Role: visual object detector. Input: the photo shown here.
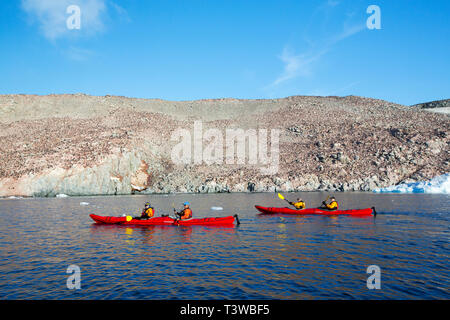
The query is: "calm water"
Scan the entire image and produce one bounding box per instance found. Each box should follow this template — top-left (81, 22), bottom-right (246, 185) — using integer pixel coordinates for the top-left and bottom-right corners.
top-left (0, 192), bottom-right (448, 299)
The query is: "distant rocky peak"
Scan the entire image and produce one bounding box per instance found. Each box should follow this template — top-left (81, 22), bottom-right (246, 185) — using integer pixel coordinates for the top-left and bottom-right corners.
top-left (412, 99), bottom-right (450, 109)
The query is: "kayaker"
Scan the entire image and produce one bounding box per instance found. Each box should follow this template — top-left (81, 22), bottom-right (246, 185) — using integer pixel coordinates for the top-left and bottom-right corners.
top-left (320, 197), bottom-right (338, 211)
top-left (135, 202), bottom-right (154, 220)
top-left (289, 198), bottom-right (305, 210)
top-left (174, 202), bottom-right (193, 220)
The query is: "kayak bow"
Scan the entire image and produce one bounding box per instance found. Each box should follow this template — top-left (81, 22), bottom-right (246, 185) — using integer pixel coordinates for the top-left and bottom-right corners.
top-left (255, 205), bottom-right (375, 216)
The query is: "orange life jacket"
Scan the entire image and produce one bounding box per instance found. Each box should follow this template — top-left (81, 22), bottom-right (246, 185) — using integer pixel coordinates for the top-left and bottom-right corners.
top-left (180, 208), bottom-right (192, 220)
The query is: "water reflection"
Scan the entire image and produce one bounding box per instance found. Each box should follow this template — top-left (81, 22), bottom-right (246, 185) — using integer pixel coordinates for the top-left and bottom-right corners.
top-left (0, 192), bottom-right (448, 299)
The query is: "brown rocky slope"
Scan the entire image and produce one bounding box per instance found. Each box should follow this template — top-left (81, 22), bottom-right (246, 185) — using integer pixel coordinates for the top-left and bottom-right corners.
top-left (0, 94), bottom-right (448, 197)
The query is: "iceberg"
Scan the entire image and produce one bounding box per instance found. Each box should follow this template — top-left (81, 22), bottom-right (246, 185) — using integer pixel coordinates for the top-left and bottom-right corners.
top-left (374, 173), bottom-right (450, 194)
top-left (56, 193), bottom-right (69, 198)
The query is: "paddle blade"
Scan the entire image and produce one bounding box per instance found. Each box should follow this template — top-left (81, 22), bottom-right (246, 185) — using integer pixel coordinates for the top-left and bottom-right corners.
top-left (277, 193), bottom-right (285, 200)
top-left (126, 215), bottom-right (132, 222)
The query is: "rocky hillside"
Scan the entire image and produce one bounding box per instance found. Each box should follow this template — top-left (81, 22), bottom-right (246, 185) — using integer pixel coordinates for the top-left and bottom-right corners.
top-left (0, 94), bottom-right (448, 197)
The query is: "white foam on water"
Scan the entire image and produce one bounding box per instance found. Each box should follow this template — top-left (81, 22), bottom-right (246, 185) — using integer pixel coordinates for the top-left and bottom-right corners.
top-left (374, 173), bottom-right (450, 194)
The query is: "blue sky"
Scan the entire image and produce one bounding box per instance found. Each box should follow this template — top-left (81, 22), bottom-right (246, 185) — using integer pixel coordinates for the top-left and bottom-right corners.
top-left (0, 0), bottom-right (449, 105)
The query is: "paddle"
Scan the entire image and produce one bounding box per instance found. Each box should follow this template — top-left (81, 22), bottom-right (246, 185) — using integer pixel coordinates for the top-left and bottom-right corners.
top-left (317, 195), bottom-right (330, 209)
top-left (372, 206), bottom-right (377, 217)
top-left (320, 195), bottom-right (330, 208)
top-left (171, 202), bottom-right (179, 220)
top-left (126, 215), bottom-right (132, 222)
top-left (160, 203), bottom-right (177, 219)
top-left (277, 193), bottom-right (292, 206)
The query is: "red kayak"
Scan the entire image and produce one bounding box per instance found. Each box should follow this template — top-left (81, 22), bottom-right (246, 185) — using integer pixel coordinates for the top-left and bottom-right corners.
top-left (89, 214), bottom-right (240, 226)
top-left (255, 205), bottom-right (376, 216)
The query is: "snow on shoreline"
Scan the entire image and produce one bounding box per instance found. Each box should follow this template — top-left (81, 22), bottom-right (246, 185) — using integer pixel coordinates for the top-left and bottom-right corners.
top-left (374, 173), bottom-right (450, 194)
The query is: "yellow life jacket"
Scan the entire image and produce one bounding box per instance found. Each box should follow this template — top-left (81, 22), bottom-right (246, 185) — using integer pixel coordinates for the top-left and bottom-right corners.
top-left (292, 201), bottom-right (305, 209)
top-left (326, 201), bottom-right (338, 210)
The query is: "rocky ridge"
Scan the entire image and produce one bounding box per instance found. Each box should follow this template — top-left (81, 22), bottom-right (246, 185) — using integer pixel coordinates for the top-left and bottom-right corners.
top-left (0, 94), bottom-right (448, 197)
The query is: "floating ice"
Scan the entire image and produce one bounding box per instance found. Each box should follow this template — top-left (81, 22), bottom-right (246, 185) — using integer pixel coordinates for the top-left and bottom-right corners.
top-left (211, 206), bottom-right (223, 210)
top-left (56, 194), bottom-right (69, 198)
top-left (80, 202), bottom-right (89, 206)
top-left (374, 173), bottom-right (450, 194)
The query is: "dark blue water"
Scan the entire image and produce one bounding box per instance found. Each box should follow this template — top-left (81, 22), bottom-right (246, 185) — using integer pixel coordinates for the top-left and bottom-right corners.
top-left (0, 192), bottom-right (448, 299)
